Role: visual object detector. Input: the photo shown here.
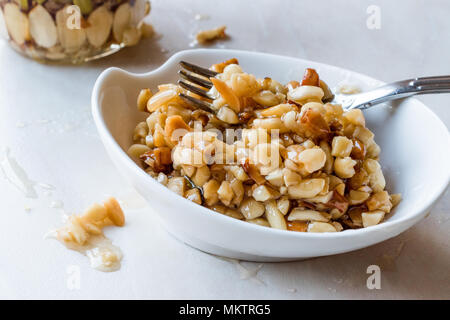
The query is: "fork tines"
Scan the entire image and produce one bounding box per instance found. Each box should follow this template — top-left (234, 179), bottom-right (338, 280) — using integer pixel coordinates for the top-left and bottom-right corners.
top-left (179, 69), bottom-right (213, 89)
top-left (179, 61), bottom-right (218, 78)
top-left (178, 61), bottom-right (219, 112)
top-left (179, 93), bottom-right (216, 113)
top-left (178, 79), bottom-right (212, 100)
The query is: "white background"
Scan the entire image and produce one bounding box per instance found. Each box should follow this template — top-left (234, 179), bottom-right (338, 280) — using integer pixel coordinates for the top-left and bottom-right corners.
top-left (0, 0), bottom-right (449, 299)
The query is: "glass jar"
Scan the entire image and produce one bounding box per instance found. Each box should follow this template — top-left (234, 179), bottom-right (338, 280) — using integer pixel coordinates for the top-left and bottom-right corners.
top-left (0, 0), bottom-right (151, 63)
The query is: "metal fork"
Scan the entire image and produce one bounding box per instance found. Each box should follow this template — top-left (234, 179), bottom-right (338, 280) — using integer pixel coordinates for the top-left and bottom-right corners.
top-left (177, 61), bottom-right (217, 113)
top-left (177, 61), bottom-right (450, 110)
top-left (334, 75), bottom-right (450, 109)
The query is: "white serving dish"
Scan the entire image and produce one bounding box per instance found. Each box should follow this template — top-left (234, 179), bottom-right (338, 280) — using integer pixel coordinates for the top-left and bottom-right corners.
top-left (92, 49), bottom-right (450, 262)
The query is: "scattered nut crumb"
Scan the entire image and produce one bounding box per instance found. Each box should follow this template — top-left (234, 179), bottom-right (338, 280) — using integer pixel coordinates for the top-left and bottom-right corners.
top-left (196, 25), bottom-right (227, 44)
top-left (140, 23), bottom-right (155, 39)
top-left (51, 197), bottom-right (125, 272)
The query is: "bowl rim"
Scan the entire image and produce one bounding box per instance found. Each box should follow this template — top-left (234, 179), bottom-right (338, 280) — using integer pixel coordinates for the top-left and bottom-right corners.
top-left (92, 48), bottom-right (450, 240)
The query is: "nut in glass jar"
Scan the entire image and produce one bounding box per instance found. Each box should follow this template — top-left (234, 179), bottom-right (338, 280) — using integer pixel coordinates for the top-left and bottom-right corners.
top-left (0, 0), bottom-right (151, 63)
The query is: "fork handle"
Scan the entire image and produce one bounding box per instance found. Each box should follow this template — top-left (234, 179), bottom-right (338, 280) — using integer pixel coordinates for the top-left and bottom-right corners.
top-left (347, 75), bottom-right (450, 109)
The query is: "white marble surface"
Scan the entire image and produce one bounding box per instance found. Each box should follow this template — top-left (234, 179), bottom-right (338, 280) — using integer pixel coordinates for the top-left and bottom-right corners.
top-left (0, 0), bottom-right (449, 299)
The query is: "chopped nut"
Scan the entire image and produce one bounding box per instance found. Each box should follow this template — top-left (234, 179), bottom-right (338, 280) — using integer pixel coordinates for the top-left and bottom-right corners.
top-left (137, 88), bottom-right (152, 112)
top-left (288, 179), bottom-right (325, 199)
top-left (265, 200), bottom-right (287, 230)
top-left (334, 157), bottom-right (357, 178)
top-left (277, 196), bottom-right (291, 215)
top-left (288, 208), bottom-right (329, 222)
top-left (331, 136), bottom-right (353, 158)
top-left (218, 181), bottom-right (234, 206)
top-left (308, 222), bottom-right (337, 233)
top-left (167, 177), bottom-right (186, 196)
top-left (287, 221), bottom-right (308, 232)
top-left (211, 58), bottom-right (239, 73)
top-left (56, 197), bottom-right (125, 246)
top-left (185, 188), bottom-right (202, 205)
top-left (247, 218), bottom-right (270, 227)
top-left (362, 210), bottom-right (385, 227)
top-left (165, 115), bottom-right (191, 144)
top-left (239, 198), bottom-right (265, 219)
top-left (196, 25), bottom-right (227, 44)
top-left (252, 184), bottom-right (275, 202)
top-left (390, 193), bottom-right (402, 207)
top-left (301, 68), bottom-right (320, 87)
top-left (211, 77), bottom-right (241, 112)
top-left (366, 191), bottom-right (392, 213)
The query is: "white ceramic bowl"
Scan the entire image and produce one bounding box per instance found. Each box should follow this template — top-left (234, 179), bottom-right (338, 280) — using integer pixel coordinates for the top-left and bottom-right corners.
top-left (92, 49), bottom-right (450, 262)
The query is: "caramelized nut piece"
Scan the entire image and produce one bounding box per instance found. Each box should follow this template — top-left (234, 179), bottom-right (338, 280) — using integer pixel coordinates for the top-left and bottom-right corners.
top-left (332, 221), bottom-right (344, 232)
top-left (211, 77), bottom-right (241, 112)
top-left (334, 157), bottom-right (357, 178)
top-left (366, 191), bottom-right (392, 213)
top-left (297, 148), bottom-right (326, 173)
top-left (348, 190), bottom-right (370, 205)
top-left (390, 193), bottom-right (402, 207)
top-left (308, 222), bottom-right (337, 233)
top-left (137, 88), bottom-right (153, 112)
top-left (324, 190), bottom-right (349, 213)
top-left (283, 168), bottom-right (302, 187)
top-left (252, 185), bottom-right (275, 202)
top-left (218, 181), bottom-right (234, 206)
top-left (277, 196), bottom-right (290, 215)
top-left (103, 197), bottom-right (125, 227)
top-left (351, 138), bottom-right (366, 160)
top-left (192, 165), bottom-right (211, 187)
top-left (319, 80), bottom-right (334, 102)
top-left (241, 159), bottom-right (266, 185)
top-left (128, 144), bottom-right (150, 159)
top-left (300, 109), bottom-right (330, 139)
top-left (348, 206), bottom-right (364, 227)
top-left (287, 80), bottom-right (300, 90)
top-left (260, 103), bottom-right (297, 117)
top-left (185, 188), bottom-right (202, 205)
top-left (288, 86), bottom-right (324, 105)
top-left (265, 200), bottom-right (287, 230)
top-left (239, 198), bottom-right (265, 219)
top-left (362, 210), bottom-right (385, 227)
top-left (331, 136), bottom-right (353, 158)
top-left (247, 218), bottom-right (270, 227)
top-left (363, 159), bottom-right (386, 192)
top-left (301, 68), bottom-right (320, 87)
top-left (211, 58), bottom-right (239, 73)
top-left (288, 208), bottom-right (329, 222)
top-left (288, 179), bottom-right (325, 199)
top-left (217, 106), bottom-right (239, 124)
top-left (287, 220), bottom-right (308, 232)
top-left (165, 115), bottom-right (191, 144)
top-left (265, 168), bottom-right (284, 187)
top-left (196, 25), bottom-right (227, 44)
top-left (203, 179), bottom-right (220, 206)
top-left (344, 109), bottom-right (365, 127)
top-left (167, 177), bottom-right (186, 196)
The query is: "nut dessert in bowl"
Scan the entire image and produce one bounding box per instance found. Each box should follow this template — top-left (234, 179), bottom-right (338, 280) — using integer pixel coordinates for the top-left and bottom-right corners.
top-left (128, 59), bottom-right (401, 233)
top-left (0, 0), bottom-right (151, 63)
top-left (92, 49), bottom-right (450, 261)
